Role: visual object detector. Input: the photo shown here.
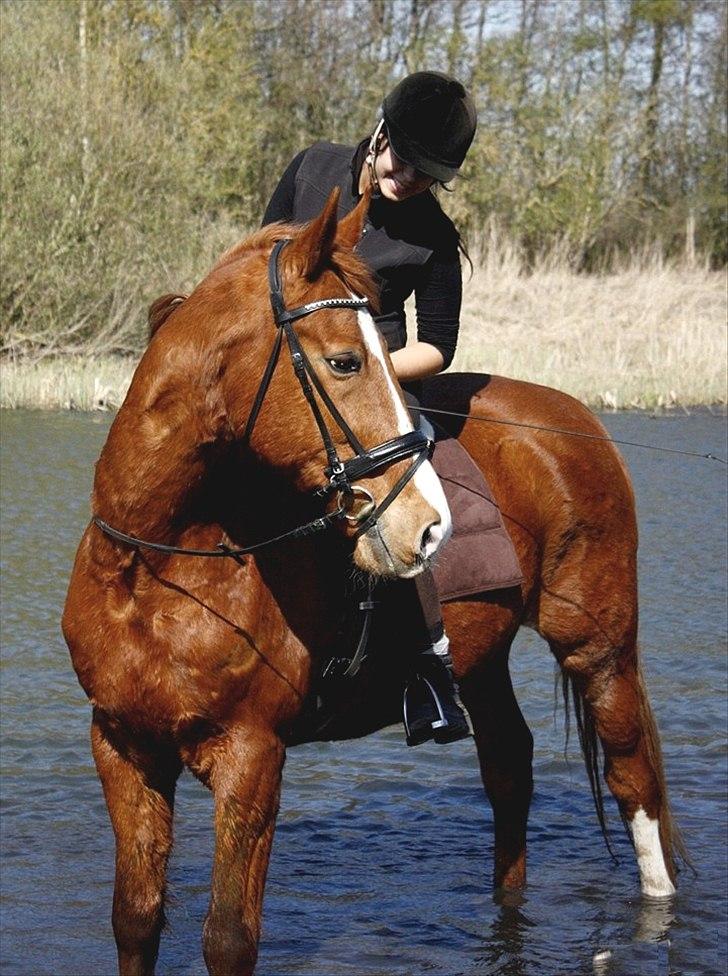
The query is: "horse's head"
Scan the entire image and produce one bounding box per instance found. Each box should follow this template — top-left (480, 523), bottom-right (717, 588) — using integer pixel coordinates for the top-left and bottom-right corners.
top-left (199, 189), bottom-right (449, 578)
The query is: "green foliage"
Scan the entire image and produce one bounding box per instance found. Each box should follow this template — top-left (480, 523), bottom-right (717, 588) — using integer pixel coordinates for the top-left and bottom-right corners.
top-left (631, 0), bottom-right (688, 27)
top-left (0, 0), bottom-right (725, 359)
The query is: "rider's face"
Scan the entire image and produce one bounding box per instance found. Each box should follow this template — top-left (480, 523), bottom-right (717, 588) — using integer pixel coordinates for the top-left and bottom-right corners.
top-left (374, 141), bottom-right (435, 202)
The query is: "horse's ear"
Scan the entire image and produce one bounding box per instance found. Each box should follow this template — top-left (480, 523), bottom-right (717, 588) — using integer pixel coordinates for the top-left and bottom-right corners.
top-left (285, 187), bottom-right (341, 281)
top-left (148, 294), bottom-right (187, 340)
top-left (335, 185), bottom-right (371, 252)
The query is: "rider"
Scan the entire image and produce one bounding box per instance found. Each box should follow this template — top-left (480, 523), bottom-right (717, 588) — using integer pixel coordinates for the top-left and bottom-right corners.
top-left (262, 71), bottom-right (477, 746)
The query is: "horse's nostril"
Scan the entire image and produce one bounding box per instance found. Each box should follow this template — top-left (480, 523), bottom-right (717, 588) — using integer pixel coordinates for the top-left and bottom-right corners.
top-left (421, 521), bottom-right (443, 558)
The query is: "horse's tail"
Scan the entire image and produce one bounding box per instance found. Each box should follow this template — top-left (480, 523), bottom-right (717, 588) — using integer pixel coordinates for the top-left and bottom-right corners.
top-left (559, 658), bottom-right (690, 874)
top-left (559, 669), bottom-right (618, 860)
top-left (148, 293), bottom-right (187, 339)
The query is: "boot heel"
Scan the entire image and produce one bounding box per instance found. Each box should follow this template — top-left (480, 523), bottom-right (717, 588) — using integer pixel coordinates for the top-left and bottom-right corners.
top-left (420, 657), bottom-right (471, 745)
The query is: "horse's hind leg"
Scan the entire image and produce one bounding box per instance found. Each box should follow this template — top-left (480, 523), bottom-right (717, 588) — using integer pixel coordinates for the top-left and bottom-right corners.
top-left (539, 585), bottom-right (680, 896)
top-left (458, 633), bottom-right (533, 891)
top-left (192, 724), bottom-right (285, 976)
top-left (91, 711), bottom-right (181, 976)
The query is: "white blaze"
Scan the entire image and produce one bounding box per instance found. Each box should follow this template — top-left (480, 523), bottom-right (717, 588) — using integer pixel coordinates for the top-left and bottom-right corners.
top-left (356, 309), bottom-right (452, 546)
top-left (630, 808), bottom-right (675, 897)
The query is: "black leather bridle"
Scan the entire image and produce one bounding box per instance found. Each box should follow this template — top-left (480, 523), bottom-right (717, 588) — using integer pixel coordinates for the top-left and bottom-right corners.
top-left (93, 239), bottom-right (433, 558)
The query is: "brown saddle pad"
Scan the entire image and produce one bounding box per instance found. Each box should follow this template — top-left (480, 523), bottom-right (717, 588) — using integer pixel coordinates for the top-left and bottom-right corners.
top-left (430, 437), bottom-right (523, 601)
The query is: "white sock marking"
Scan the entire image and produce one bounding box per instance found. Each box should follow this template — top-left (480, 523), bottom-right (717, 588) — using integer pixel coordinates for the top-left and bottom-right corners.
top-left (630, 808), bottom-right (675, 897)
top-left (356, 309), bottom-right (452, 542)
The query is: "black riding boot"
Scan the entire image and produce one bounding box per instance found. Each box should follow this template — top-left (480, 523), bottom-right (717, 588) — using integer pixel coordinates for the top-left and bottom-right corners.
top-left (391, 497), bottom-right (471, 746)
top-left (403, 636), bottom-right (471, 746)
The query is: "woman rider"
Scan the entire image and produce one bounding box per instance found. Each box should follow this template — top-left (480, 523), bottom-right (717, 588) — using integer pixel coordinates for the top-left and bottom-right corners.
top-left (262, 71), bottom-right (477, 746)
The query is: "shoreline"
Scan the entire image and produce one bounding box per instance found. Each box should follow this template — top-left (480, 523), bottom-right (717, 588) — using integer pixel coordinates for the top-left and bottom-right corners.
top-left (2, 260), bottom-right (726, 413)
top-left (0, 354), bottom-right (725, 414)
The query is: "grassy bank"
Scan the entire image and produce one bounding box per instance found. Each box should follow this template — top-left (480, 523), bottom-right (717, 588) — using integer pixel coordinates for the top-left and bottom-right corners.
top-left (0, 356), bottom-right (136, 411)
top-left (454, 254), bottom-right (727, 410)
top-left (2, 261), bottom-right (726, 411)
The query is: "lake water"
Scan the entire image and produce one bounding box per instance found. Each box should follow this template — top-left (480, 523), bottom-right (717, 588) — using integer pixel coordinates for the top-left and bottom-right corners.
top-left (1, 409), bottom-right (726, 976)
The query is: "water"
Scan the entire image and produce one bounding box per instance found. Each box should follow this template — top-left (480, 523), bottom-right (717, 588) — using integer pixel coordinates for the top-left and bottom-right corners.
top-left (1, 409), bottom-right (726, 976)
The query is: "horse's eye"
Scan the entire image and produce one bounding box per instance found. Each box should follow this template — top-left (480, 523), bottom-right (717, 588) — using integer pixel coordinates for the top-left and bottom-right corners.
top-left (325, 353), bottom-right (361, 375)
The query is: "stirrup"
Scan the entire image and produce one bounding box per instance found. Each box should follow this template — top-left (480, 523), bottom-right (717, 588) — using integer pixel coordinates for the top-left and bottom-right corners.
top-left (403, 672), bottom-right (470, 747)
top-left (403, 675), bottom-right (442, 746)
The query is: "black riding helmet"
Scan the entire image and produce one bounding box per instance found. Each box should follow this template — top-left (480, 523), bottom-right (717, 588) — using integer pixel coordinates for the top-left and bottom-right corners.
top-left (382, 71), bottom-right (477, 183)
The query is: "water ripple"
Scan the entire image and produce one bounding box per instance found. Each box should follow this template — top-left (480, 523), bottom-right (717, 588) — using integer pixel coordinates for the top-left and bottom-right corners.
top-left (0, 411), bottom-right (726, 975)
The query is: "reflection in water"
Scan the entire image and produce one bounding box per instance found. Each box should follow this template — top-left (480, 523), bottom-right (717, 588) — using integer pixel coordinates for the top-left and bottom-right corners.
top-left (592, 940), bottom-right (670, 975)
top-left (472, 889), bottom-right (536, 976)
top-left (633, 894), bottom-right (675, 943)
top-left (592, 895), bottom-right (675, 975)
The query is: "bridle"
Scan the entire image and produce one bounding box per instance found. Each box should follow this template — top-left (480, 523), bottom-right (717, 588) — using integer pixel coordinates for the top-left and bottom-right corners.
top-left (262, 239), bottom-right (432, 531)
top-left (93, 239), bottom-right (433, 559)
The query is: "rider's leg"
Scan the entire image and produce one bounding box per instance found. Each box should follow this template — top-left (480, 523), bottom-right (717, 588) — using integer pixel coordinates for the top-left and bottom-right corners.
top-left (403, 568), bottom-right (471, 746)
top-left (398, 387), bottom-right (470, 746)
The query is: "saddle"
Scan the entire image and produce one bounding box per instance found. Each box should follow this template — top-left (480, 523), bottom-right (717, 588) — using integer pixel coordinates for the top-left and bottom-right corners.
top-left (285, 435), bottom-right (523, 746)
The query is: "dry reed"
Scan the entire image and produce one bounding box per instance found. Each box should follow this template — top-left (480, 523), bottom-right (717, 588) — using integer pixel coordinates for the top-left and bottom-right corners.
top-left (1, 252), bottom-right (726, 412)
top-left (0, 357), bottom-right (135, 411)
top-left (454, 243), bottom-right (727, 410)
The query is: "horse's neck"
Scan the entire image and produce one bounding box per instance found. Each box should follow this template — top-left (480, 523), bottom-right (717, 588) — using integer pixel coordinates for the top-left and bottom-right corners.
top-left (92, 364), bottom-right (222, 543)
top-left (91, 366), bottom-right (317, 554)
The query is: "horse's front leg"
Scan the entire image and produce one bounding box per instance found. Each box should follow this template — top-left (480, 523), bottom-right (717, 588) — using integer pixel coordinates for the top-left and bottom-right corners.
top-left (200, 725), bottom-right (285, 976)
top-left (91, 711), bottom-right (181, 976)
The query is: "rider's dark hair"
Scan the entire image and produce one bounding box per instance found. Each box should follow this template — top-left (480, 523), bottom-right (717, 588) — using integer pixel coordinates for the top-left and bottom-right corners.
top-left (429, 180), bottom-right (474, 277)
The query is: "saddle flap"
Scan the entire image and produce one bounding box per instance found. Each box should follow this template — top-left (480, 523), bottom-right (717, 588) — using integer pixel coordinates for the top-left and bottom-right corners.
top-left (430, 437), bottom-right (523, 601)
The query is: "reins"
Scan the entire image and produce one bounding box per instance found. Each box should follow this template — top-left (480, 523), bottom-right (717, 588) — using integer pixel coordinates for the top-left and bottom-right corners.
top-left (94, 239), bottom-right (433, 559)
top-left (92, 509), bottom-right (345, 560)
top-left (419, 406), bottom-right (727, 465)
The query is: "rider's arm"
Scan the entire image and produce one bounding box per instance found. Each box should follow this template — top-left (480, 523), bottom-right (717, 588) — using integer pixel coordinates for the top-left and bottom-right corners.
top-left (390, 343), bottom-right (445, 382)
top-left (261, 149), bottom-right (307, 225)
top-left (410, 248), bottom-right (462, 375)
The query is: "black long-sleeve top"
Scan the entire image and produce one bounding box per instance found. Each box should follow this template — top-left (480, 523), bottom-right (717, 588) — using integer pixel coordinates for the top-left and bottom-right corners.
top-left (262, 140), bottom-right (462, 369)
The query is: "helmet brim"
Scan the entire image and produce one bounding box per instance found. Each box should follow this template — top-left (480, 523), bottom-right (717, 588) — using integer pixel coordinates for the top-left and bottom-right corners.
top-left (385, 117), bottom-right (460, 183)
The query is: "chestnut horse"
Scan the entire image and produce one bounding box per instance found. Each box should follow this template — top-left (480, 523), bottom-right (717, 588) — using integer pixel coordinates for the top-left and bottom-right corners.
top-left (63, 190), bottom-right (682, 976)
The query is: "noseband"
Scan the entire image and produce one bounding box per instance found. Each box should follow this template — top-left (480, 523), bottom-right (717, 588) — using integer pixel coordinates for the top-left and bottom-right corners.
top-left (94, 239), bottom-right (433, 558)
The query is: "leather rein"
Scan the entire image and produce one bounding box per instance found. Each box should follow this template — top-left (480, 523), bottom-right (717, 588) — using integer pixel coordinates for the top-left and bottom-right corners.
top-left (93, 238), bottom-right (433, 559)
